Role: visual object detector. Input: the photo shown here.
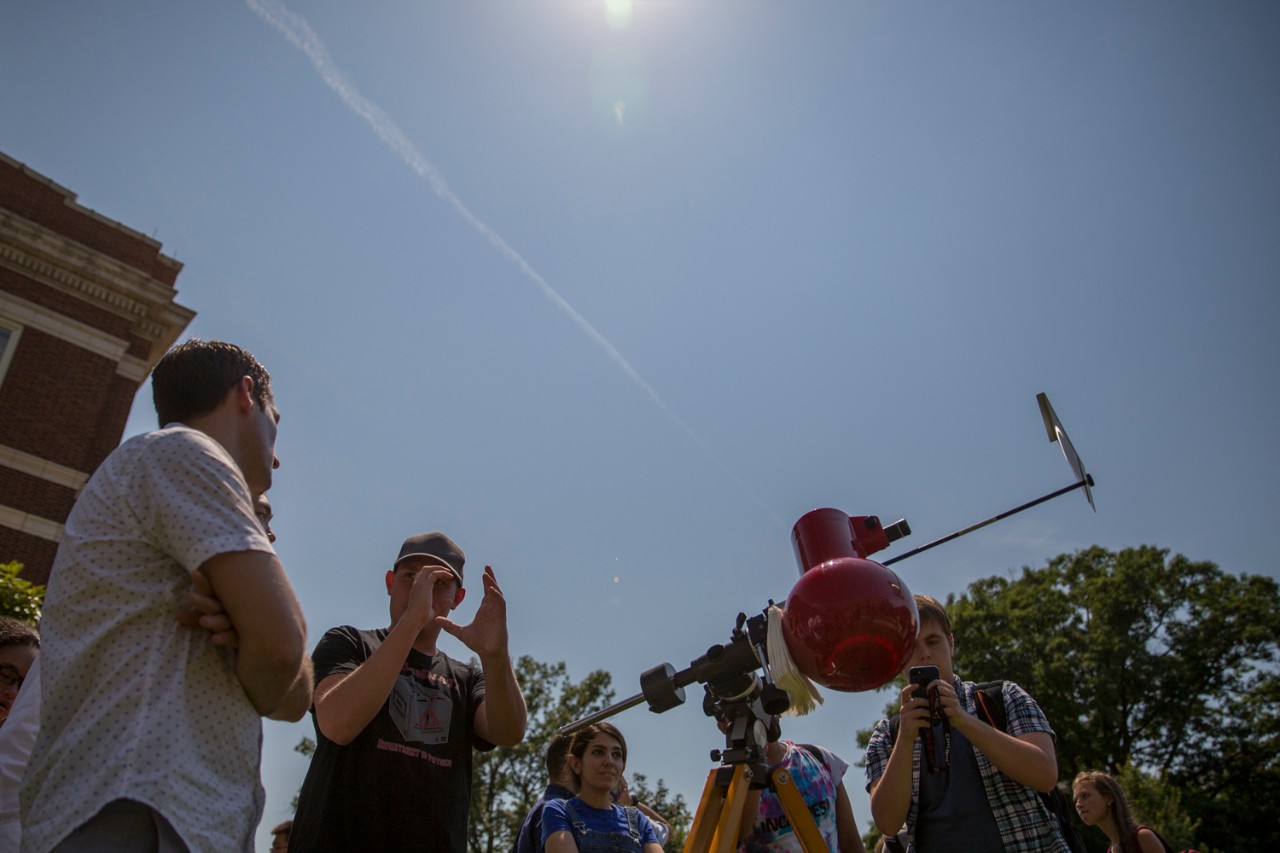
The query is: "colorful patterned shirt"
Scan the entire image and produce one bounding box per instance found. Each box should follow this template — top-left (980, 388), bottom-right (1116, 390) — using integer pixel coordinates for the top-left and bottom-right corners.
top-left (740, 741), bottom-right (848, 853)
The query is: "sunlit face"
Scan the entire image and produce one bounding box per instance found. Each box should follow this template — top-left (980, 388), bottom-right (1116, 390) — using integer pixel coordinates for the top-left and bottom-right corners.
top-left (386, 557), bottom-right (463, 626)
top-left (906, 618), bottom-right (955, 682)
top-left (0, 644), bottom-right (37, 724)
top-left (244, 395), bottom-right (281, 496)
top-left (1073, 781), bottom-right (1110, 826)
top-left (572, 733), bottom-right (625, 794)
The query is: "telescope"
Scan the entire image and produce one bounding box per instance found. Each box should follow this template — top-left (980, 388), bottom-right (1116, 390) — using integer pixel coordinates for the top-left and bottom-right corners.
top-left (562, 392), bottom-right (1095, 735)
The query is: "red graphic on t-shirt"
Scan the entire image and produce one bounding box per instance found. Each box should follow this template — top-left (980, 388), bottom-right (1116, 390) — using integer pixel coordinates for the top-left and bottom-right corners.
top-left (418, 702), bottom-right (442, 730)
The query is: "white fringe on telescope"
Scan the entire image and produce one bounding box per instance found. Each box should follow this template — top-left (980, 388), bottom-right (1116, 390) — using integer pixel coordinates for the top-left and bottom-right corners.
top-left (766, 604), bottom-right (823, 716)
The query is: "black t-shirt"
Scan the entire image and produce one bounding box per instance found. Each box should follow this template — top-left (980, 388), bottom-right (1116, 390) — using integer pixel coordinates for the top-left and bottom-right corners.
top-left (290, 626), bottom-right (492, 852)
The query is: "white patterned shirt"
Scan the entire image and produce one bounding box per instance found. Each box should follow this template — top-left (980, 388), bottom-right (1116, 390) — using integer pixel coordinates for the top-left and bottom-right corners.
top-left (20, 425), bottom-right (275, 853)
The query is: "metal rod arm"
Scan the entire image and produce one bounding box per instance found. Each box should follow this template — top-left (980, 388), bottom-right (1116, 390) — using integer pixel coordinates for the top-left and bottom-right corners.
top-left (882, 479), bottom-right (1090, 567)
top-left (558, 692), bottom-right (647, 736)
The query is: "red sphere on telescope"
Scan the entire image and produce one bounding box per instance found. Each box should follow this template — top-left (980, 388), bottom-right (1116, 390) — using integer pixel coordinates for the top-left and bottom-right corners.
top-left (781, 508), bottom-right (919, 692)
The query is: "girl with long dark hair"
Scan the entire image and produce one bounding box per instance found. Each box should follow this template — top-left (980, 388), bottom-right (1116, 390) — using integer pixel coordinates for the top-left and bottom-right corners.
top-left (542, 723), bottom-right (664, 853)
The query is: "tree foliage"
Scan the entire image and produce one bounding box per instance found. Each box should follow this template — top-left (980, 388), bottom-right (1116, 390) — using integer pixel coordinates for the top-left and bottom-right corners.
top-left (946, 545), bottom-right (1279, 852)
top-left (628, 771), bottom-right (691, 852)
top-left (1112, 763), bottom-right (1201, 853)
top-left (0, 561), bottom-right (44, 624)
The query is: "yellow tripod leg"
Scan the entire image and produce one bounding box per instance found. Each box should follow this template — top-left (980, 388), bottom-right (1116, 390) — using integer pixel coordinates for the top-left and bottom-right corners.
top-left (683, 769), bottom-right (725, 853)
top-left (683, 765), bottom-right (755, 853)
top-left (770, 768), bottom-right (828, 853)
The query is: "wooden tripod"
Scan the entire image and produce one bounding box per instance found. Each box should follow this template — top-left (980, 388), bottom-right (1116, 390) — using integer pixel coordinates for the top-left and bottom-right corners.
top-left (682, 762), bottom-right (827, 853)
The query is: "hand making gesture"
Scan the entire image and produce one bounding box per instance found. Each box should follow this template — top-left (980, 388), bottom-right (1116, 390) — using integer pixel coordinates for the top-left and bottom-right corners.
top-left (438, 565), bottom-right (510, 662)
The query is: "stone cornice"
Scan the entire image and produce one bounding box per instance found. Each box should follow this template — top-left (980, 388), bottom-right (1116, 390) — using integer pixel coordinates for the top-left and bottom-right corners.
top-left (0, 210), bottom-right (194, 368)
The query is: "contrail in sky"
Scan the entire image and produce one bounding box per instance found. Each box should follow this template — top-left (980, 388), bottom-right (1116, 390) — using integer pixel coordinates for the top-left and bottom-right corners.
top-left (246, 0), bottom-right (783, 525)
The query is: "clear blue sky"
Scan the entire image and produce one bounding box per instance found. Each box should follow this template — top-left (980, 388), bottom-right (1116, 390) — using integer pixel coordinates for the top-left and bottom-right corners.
top-left (4, 1), bottom-right (1278, 848)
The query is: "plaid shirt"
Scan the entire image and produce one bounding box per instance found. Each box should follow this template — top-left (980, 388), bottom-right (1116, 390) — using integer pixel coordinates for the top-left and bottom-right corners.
top-left (864, 677), bottom-right (1070, 853)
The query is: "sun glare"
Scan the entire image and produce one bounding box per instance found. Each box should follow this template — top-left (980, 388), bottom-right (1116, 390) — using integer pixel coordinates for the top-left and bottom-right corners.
top-left (605, 0), bottom-right (633, 30)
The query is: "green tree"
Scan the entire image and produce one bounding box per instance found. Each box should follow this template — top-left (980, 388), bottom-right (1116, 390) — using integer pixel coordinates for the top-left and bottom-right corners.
top-left (1112, 763), bottom-right (1201, 852)
top-left (0, 561), bottom-right (44, 623)
top-left (945, 545), bottom-right (1279, 851)
top-left (1169, 669), bottom-right (1278, 851)
top-left (627, 771), bottom-right (691, 852)
top-left (291, 736), bottom-right (316, 810)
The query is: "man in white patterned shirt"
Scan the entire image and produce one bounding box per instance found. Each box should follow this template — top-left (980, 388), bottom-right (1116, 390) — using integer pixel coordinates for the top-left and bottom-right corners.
top-left (19, 339), bottom-right (313, 853)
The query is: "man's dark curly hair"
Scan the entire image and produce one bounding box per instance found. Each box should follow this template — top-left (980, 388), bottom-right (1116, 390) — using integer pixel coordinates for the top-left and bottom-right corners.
top-left (0, 616), bottom-right (39, 649)
top-left (151, 339), bottom-right (273, 426)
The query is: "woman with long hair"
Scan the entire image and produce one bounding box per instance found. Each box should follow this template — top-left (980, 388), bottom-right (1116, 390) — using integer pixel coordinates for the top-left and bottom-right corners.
top-left (1071, 771), bottom-right (1167, 853)
top-left (542, 722), bottom-right (664, 853)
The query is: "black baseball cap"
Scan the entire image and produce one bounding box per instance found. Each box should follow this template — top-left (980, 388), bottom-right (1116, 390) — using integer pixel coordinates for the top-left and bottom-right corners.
top-left (393, 532), bottom-right (464, 583)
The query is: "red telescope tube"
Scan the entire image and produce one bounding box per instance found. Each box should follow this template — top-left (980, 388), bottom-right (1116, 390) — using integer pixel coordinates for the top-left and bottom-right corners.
top-left (781, 508), bottom-right (919, 692)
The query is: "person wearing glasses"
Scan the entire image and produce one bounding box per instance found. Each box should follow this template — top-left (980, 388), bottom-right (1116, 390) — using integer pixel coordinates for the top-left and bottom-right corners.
top-left (0, 615), bottom-right (38, 850)
top-left (0, 617), bottom-right (37, 730)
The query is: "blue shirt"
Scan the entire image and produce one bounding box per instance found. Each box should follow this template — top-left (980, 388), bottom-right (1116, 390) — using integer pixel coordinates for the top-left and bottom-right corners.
top-left (513, 782), bottom-right (574, 853)
top-left (542, 797), bottom-right (659, 851)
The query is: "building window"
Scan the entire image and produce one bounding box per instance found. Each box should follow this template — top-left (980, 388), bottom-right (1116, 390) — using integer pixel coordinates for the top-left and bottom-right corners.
top-left (0, 316), bottom-right (21, 389)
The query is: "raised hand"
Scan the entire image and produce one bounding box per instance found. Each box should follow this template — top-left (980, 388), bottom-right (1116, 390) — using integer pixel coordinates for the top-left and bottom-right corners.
top-left (897, 682), bottom-right (934, 739)
top-left (437, 565), bottom-right (509, 661)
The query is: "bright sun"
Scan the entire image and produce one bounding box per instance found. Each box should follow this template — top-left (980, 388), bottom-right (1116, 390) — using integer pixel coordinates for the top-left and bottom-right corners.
top-left (604, 0), bottom-right (633, 30)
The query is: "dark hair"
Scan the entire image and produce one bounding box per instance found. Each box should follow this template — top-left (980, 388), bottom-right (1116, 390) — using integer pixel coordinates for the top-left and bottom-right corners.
top-left (914, 594), bottom-right (952, 636)
top-left (1073, 771), bottom-right (1142, 853)
top-left (152, 339), bottom-right (273, 426)
top-left (567, 723), bottom-right (627, 789)
top-left (545, 733), bottom-right (573, 782)
top-left (0, 616), bottom-right (39, 649)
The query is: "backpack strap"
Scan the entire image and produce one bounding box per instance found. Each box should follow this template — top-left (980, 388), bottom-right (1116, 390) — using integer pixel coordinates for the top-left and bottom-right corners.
top-left (794, 742), bottom-right (821, 762)
top-left (1134, 825), bottom-right (1178, 853)
top-left (972, 680), bottom-right (1007, 730)
top-left (969, 681), bottom-right (1090, 853)
top-left (793, 742), bottom-right (827, 773)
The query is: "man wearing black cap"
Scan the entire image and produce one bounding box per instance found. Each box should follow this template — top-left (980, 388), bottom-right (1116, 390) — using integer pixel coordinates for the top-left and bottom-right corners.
top-left (289, 533), bottom-right (527, 852)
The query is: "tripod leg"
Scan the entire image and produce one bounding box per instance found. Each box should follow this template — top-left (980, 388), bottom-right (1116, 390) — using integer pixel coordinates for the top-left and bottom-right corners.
top-left (770, 768), bottom-right (828, 853)
top-left (683, 769), bottom-right (725, 853)
top-left (684, 765), bottom-right (754, 853)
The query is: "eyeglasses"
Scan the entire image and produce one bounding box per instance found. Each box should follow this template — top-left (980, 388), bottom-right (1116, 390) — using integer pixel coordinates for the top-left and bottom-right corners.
top-left (0, 664), bottom-right (24, 690)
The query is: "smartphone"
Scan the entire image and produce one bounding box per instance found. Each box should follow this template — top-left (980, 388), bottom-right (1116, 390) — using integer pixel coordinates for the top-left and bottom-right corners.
top-left (908, 665), bottom-right (939, 700)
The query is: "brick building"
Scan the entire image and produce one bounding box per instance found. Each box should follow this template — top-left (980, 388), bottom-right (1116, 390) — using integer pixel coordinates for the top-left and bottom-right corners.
top-left (0, 152), bottom-right (195, 583)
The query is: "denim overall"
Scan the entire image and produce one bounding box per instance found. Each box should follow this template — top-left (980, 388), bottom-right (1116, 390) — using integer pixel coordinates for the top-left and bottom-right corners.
top-left (562, 800), bottom-right (644, 853)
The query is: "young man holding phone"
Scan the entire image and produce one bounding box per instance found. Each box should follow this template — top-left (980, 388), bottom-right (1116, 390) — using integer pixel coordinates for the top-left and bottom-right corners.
top-left (863, 595), bottom-right (1069, 853)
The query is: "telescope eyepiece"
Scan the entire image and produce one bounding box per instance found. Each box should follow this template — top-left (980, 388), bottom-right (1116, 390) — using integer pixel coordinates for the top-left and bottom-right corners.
top-left (883, 518), bottom-right (911, 543)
